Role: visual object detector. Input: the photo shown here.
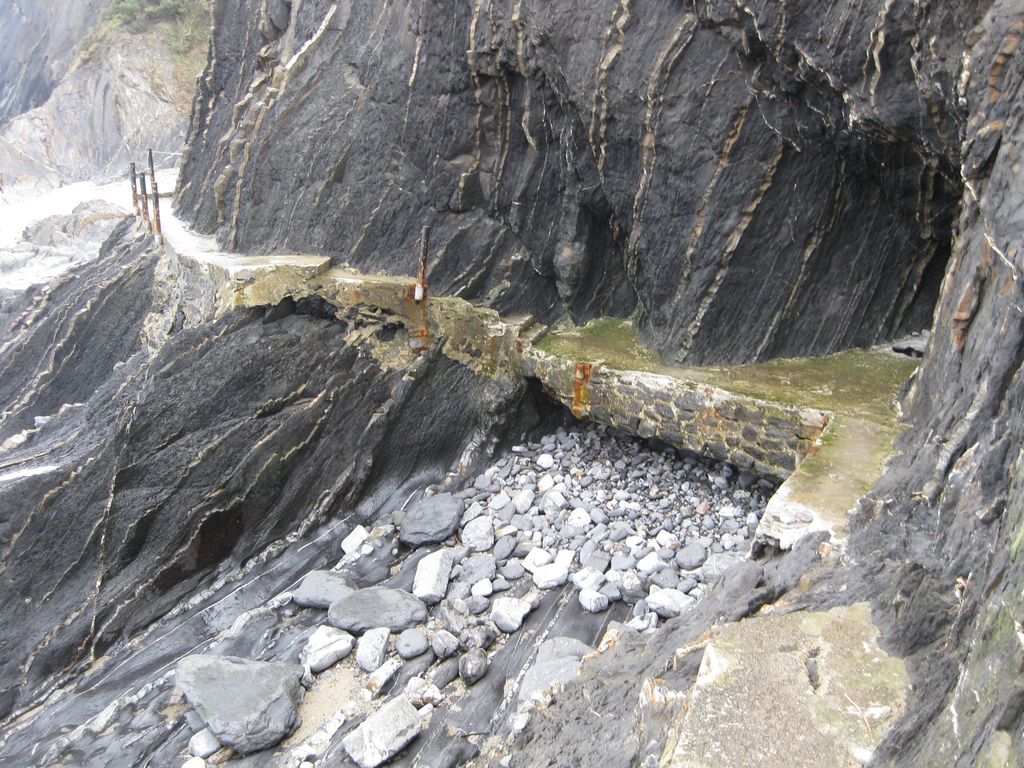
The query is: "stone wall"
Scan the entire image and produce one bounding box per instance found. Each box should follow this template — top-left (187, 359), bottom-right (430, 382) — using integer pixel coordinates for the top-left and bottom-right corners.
top-left (160, 226), bottom-right (828, 481)
top-left (523, 350), bottom-right (829, 481)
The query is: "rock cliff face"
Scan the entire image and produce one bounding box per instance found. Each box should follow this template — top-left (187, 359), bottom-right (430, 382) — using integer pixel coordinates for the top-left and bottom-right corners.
top-left (173, 0), bottom-right (1023, 764)
top-left (0, 0), bottom-right (108, 125)
top-left (0, 0), bottom-right (206, 195)
top-left (0, 0), bottom-right (1022, 766)
top-left (0, 224), bottom-right (539, 721)
top-left (178, 0), bottom-right (974, 364)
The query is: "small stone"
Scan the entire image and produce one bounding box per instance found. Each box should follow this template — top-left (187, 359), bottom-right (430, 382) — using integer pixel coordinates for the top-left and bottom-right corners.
top-left (501, 560), bottom-right (526, 580)
top-left (625, 613), bottom-right (658, 632)
top-left (610, 553), bottom-right (635, 571)
top-left (567, 508), bottom-right (591, 528)
top-left (493, 535), bottom-right (516, 560)
top-left (341, 695), bottom-right (422, 768)
top-left (413, 549), bottom-right (455, 605)
top-left (488, 492), bottom-right (512, 511)
top-left (466, 595), bottom-right (490, 614)
top-left (512, 489), bottom-right (535, 514)
top-left (366, 658), bottom-right (402, 697)
top-left (405, 676), bottom-right (443, 707)
top-left (301, 626), bottom-right (355, 673)
top-left (491, 596), bottom-right (533, 633)
top-left (175, 655), bottom-right (304, 755)
top-left (537, 474), bottom-right (555, 493)
top-left (646, 589), bottom-right (695, 619)
top-left (188, 728), bottom-right (220, 759)
top-left (462, 516), bottom-right (495, 552)
top-left (459, 624), bottom-right (498, 651)
top-left (459, 649), bottom-right (488, 685)
top-left (536, 453), bottom-right (555, 470)
top-left (523, 548), bottom-right (553, 573)
top-left (655, 530), bottom-right (680, 549)
top-left (356, 628), bottom-right (390, 672)
top-left (461, 554), bottom-right (497, 583)
top-left (431, 630), bottom-right (459, 659)
top-left (396, 628), bottom-right (429, 659)
top-left (182, 758), bottom-right (206, 768)
top-left (609, 522), bottom-right (632, 542)
top-left (585, 550), bottom-right (612, 573)
top-left (554, 549), bottom-right (576, 568)
top-left (341, 525), bottom-right (370, 555)
top-left (571, 567), bottom-right (605, 592)
top-left (701, 552), bottom-right (744, 581)
top-left (329, 587), bottom-right (428, 632)
top-left (599, 582), bottom-right (622, 602)
top-left (471, 578), bottom-right (493, 597)
top-left (579, 589), bottom-right (609, 613)
top-left (650, 569), bottom-right (680, 589)
top-left (540, 490), bottom-right (567, 514)
top-left (675, 542), bottom-right (708, 570)
top-left (637, 551), bottom-right (666, 575)
top-left (533, 563), bottom-right (569, 589)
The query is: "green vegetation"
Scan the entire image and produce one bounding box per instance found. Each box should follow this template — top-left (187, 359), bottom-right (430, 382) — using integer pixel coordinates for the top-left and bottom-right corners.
top-left (536, 318), bottom-right (663, 372)
top-left (103, 0), bottom-right (209, 58)
top-left (105, 0), bottom-right (197, 29)
top-left (75, 0), bottom-right (209, 110)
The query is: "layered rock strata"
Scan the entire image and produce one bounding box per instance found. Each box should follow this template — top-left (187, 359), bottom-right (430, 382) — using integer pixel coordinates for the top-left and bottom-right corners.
top-left (176, 0), bottom-right (966, 363)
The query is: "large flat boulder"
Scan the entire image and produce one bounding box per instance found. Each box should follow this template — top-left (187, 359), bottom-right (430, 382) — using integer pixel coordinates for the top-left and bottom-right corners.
top-left (342, 695), bottom-right (422, 767)
top-left (518, 637), bottom-right (593, 708)
top-left (175, 655), bottom-right (305, 754)
top-left (399, 493), bottom-right (462, 546)
top-left (328, 586), bottom-right (428, 632)
top-left (293, 570), bottom-right (356, 609)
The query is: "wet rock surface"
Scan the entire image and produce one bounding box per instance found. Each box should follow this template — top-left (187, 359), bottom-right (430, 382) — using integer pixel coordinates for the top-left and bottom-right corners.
top-left (174, 655), bottom-right (305, 754)
top-left (0, 223), bottom-right (543, 735)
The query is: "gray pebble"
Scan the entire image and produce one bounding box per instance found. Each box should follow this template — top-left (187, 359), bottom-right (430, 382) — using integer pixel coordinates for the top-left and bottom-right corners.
top-left (396, 628), bottom-right (429, 659)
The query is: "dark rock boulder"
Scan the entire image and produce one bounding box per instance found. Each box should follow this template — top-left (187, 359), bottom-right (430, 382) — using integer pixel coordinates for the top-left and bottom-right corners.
top-left (398, 493), bottom-right (462, 546)
top-left (328, 587), bottom-right (428, 633)
top-left (175, 654), bottom-right (304, 754)
top-left (292, 570), bottom-right (356, 609)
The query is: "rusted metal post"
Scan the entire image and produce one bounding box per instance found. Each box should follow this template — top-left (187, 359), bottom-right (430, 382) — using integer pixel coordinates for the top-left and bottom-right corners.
top-left (415, 224), bottom-right (430, 302)
top-left (129, 163), bottom-right (139, 215)
top-left (148, 149), bottom-right (164, 245)
top-left (138, 170), bottom-right (152, 232)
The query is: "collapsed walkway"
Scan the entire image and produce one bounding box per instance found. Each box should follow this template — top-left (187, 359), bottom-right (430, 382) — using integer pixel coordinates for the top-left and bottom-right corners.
top-left (137, 197), bottom-right (920, 768)
top-left (154, 208), bottom-right (917, 554)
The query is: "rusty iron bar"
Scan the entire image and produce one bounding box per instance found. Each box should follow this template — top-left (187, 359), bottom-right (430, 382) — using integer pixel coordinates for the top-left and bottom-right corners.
top-left (572, 361), bottom-right (594, 418)
top-left (148, 148), bottom-right (164, 245)
top-left (138, 170), bottom-right (152, 232)
top-left (415, 224), bottom-right (430, 302)
top-left (129, 162), bottom-right (139, 215)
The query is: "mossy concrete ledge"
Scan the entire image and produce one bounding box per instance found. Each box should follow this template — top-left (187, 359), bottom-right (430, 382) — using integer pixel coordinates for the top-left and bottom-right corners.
top-left (663, 602), bottom-right (910, 768)
top-left (522, 349), bottom-right (829, 481)
top-left (152, 216), bottom-right (916, 555)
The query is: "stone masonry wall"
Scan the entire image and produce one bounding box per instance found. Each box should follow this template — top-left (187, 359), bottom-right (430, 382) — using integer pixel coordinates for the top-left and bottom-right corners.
top-left (523, 351), bottom-right (829, 481)
top-left (161, 234), bottom-right (828, 481)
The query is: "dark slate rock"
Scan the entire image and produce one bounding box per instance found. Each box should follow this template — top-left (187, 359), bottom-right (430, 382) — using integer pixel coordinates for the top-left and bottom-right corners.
top-left (175, 655), bottom-right (304, 754)
top-left (399, 493), bottom-right (462, 546)
top-left (328, 587), bottom-right (427, 633)
top-left (396, 628), bottom-right (429, 659)
top-left (292, 570), bottom-right (356, 609)
top-left (458, 649), bottom-right (488, 686)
